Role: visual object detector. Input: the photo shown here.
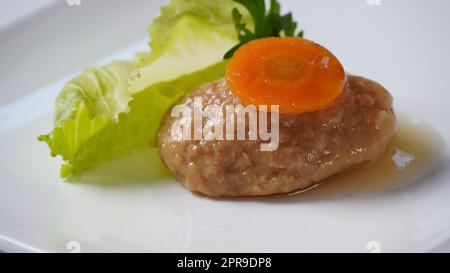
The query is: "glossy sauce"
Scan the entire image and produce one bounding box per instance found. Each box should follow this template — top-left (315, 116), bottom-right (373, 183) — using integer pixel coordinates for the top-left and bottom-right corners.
top-left (287, 116), bottom-right (445, 198)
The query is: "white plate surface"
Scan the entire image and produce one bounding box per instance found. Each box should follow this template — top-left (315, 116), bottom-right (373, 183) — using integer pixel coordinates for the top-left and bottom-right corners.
top-left (0, 0), bottom-right (450, 252)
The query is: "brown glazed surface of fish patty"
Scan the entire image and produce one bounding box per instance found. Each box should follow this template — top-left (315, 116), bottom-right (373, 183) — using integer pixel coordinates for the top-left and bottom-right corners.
top-left (157, 76), bottom-right (397, 197)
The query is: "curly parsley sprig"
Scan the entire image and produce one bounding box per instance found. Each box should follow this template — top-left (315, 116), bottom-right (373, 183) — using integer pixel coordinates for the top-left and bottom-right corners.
top-left (224, 0), bottom-right (304, 59)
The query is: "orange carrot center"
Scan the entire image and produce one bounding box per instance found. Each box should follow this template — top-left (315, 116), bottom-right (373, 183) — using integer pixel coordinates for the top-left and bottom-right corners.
top-left (263, 56), bottom-right (306, 81)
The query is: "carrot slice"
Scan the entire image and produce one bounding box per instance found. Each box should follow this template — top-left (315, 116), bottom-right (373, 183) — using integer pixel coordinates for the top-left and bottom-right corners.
top-left (226, 37), bottom-right (345, 114)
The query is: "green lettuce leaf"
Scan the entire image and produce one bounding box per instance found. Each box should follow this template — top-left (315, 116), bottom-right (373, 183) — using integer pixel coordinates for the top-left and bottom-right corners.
top-left (39, 0), bottom-right (249, 178)
top-left (128, 0), bottom-right (250, 93)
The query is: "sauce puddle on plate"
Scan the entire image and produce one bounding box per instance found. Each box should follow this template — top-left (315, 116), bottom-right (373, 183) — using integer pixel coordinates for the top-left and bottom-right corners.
top-left (289, 116), bottom-right (445, 198)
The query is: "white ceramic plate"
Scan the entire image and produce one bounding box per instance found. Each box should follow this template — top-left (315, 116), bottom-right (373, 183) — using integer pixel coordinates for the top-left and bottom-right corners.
top-left (1, 0), bottom-right (450, 253)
